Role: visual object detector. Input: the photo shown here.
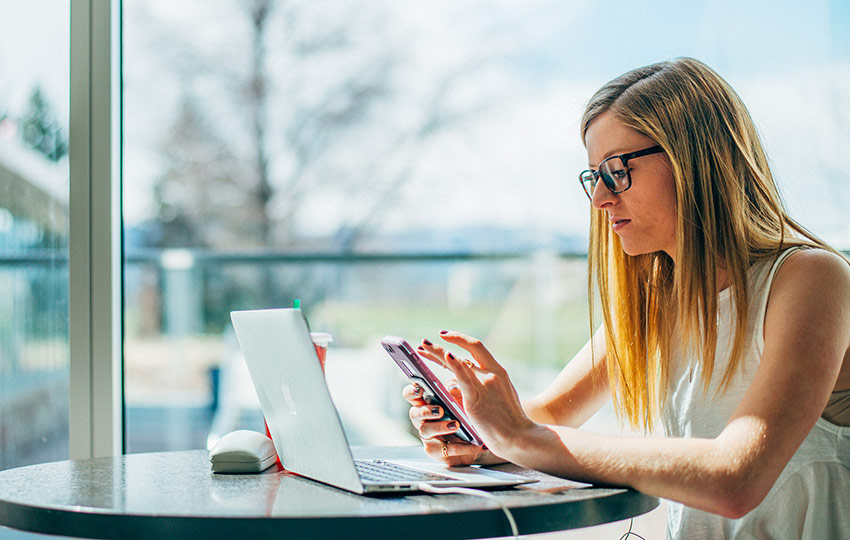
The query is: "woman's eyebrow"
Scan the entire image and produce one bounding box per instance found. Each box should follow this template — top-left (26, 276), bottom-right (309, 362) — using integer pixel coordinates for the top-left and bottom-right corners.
top-left (589, 145), bottom-right (642, 168)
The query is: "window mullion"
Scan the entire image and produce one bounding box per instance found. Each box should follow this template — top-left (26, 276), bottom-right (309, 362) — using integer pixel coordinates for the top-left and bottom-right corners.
top-left (69, 0), bottom-right (122, 459)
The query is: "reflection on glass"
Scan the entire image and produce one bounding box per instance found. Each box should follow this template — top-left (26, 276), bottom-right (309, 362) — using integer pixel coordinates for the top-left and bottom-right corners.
top-left (0, 1), bottom-right (70, 470)
top-left (122, 0), bottom-right (850, 453)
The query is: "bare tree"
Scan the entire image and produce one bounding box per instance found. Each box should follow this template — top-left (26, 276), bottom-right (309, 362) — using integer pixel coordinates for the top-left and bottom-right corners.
top-left (141, 0), bottom-right (499, 253)
top-left (245, 0), bottom-right (274, 245)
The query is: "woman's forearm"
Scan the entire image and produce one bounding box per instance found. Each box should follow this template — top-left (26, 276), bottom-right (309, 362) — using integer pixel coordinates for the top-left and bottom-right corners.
top-left (498, 419), bottom-right (772, 519)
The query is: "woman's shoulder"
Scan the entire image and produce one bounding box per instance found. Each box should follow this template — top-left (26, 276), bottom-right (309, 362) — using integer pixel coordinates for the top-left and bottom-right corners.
top-left (780, 247), bottom-right (850, 280)
top-left (771, 247), bottom-right (850, 303)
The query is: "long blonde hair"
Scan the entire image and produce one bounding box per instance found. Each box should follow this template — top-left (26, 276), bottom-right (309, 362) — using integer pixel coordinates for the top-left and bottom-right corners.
top-left (581, 57), bottom-right (833, 429)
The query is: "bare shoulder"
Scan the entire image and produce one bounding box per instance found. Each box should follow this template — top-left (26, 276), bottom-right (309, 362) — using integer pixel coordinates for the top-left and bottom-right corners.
top-left (774, 248), bottom-right (850, 294)
top-left (767, 248), bottom-right (850, 342)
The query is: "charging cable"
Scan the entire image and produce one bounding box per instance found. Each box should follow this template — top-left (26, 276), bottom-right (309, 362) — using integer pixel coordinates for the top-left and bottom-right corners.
top-left (618, 518), bottom-right (647, 540)
top-left (416, 483), bottom-right (519, 539)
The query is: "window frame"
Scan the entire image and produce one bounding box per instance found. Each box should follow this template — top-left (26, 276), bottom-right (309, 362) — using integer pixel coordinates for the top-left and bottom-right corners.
top-left (68, 0), bottom-right (123, 458)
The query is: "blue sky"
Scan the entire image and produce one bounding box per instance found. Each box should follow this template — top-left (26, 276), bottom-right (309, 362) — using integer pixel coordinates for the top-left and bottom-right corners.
top-left (503, 0), bottom-right (849, 86)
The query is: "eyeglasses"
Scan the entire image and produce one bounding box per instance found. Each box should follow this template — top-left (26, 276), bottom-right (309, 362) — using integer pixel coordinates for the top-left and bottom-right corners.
top-left (578, 145), bottom-right (664, 200)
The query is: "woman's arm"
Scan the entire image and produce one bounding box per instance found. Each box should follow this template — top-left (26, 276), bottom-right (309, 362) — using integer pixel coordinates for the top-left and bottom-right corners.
top-left (440, 250), bottom-right (850, 519)
top-left (522, 326), bottom-right (611, 427)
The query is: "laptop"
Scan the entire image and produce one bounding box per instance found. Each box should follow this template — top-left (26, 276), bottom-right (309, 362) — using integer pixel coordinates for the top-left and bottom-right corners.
top-left (229, 308), bottom-right (534, 494)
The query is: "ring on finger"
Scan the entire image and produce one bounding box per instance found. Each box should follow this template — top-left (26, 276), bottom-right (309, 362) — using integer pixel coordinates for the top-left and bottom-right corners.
top-left (442, 441), bottom-right (449, 458)
top-left (463, 359), bottom-right (474, 368)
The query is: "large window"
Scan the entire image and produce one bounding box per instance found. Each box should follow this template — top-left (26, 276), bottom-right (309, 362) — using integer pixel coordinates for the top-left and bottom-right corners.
top-left (122, 1), bottom-right (850, 453)
top-left (0, 1), bottom-right (70, 470)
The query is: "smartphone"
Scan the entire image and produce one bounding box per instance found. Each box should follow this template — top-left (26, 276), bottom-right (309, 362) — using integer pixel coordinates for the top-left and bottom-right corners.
top-left (381, 336), bottom-right (485, 447)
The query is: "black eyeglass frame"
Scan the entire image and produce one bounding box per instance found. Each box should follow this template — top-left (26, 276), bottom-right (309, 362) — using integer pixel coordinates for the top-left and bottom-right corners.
top-left (579, 145), bottom-right (664, 199)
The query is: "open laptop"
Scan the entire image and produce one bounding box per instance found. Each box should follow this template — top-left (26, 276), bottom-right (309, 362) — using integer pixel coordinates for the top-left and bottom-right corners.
top-left (230, 308), bottom-right (533, 494)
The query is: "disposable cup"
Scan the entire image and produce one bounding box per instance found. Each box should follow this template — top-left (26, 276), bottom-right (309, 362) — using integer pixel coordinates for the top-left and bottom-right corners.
top-left (309, 332), bottom-right (333, 372)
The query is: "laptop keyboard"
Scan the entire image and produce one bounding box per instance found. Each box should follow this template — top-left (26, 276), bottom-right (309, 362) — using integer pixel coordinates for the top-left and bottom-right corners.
top-left (354, 459), bottom-right (455, 483)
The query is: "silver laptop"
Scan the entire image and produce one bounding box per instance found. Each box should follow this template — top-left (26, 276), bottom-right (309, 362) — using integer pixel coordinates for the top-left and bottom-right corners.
top-left (230, 308), bottom-right (533, 494)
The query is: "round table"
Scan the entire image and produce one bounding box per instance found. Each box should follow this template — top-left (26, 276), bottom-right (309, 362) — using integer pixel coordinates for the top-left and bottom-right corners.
top-left (0, 447), bottom-right (658, 539)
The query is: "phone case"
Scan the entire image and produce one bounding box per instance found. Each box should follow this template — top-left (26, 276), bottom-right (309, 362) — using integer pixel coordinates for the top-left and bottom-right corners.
top-left (382, 336), bottom-right (485, 447)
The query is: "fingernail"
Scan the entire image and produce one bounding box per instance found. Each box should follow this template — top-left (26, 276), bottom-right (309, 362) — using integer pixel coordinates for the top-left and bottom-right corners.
top-left (417, 346), bottom-right (425, 352)
top-left (447, 352), bottom-right (456, 360)
top-left (413, 384), bottom-right (422, 394)
top-left (423, 339), bottom-right (433, 346)
top-left (447, 421), bottom-right (457, 430)
top-left (431, 406), bottom-right (441, 415)
top-left (439, 330), bottom-right (449, 335)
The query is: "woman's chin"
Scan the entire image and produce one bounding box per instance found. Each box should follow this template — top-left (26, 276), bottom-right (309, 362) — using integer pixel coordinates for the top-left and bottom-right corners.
top-left (620, 242), bottom-right (656, 257)
top-left (619, 243), bottom-right (645, 257)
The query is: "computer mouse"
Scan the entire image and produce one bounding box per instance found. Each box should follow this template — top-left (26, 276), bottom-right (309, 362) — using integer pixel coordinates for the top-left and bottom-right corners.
top-left (209, 430), bottom-right (278, 474)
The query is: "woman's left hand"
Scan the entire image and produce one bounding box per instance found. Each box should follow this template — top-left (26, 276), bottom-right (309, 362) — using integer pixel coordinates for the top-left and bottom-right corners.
top-left (417, 331), bottom-right (536, 457)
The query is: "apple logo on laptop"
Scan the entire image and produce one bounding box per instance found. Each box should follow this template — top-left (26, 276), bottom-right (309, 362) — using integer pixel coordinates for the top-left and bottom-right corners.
top-left (280, 376), bottom-right (298, 415)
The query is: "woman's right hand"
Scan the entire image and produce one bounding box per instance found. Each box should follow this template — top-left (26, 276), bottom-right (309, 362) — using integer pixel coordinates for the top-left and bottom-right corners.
top-left (402, 381), bottom-right (489, 467)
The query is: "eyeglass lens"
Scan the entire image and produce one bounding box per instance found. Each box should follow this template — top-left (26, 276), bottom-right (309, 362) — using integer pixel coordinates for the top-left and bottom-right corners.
top-left (581, 156), bottom-right (629, 198)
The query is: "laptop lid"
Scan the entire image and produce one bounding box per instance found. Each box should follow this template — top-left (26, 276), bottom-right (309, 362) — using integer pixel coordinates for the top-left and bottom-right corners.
top-left (230, 308), bottom-right (365, 493)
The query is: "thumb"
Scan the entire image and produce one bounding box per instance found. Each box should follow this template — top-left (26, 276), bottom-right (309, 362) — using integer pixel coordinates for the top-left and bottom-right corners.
top-left (446, 379), bottom-right (464, 408)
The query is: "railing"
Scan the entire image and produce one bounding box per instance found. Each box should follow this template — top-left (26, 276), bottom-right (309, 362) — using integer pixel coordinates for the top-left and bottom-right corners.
top-left (2, 248), bottom-right (593, 457)
top-left (5, 248), bottom-right (848, 457)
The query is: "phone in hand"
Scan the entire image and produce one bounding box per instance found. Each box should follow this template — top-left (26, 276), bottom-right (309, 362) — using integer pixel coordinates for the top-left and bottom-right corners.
top-left (382, 336), bottom-right (485, 447)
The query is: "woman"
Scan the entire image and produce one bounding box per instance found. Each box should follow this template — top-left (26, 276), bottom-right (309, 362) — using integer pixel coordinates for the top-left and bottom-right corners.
top-left (404, 57), bottom-right (850, 539)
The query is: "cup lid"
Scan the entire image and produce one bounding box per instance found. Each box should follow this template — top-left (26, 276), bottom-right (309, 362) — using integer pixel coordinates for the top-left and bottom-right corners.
top-left (309, 332), bottom-right (333, 347)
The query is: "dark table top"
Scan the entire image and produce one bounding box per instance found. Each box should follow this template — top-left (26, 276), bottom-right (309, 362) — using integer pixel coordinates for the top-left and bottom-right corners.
top-left (0, 446), bottom-right (658, 539)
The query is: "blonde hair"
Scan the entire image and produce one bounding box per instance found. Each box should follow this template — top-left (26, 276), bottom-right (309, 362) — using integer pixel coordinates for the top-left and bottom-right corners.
top-left (581, 57), bottom-right (834, 429)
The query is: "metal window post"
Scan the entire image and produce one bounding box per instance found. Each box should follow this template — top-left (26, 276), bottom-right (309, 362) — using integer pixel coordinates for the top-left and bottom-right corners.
top-left (69, 0), bottom-right (122, 459)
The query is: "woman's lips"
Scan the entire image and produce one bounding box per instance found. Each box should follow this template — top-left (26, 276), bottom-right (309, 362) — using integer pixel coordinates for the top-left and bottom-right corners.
top-left (611, 219), bottom-right (631, 232)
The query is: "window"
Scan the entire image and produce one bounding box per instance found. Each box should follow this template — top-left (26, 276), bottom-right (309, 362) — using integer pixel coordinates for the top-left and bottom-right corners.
top-left (0, 1), bottom-right (70, 470)
top-left (122, 1), bottom-right (850, 453)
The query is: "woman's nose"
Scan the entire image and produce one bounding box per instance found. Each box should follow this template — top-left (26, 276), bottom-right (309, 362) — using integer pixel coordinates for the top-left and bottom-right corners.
top-left (591, 179), bottom-right (615, 209)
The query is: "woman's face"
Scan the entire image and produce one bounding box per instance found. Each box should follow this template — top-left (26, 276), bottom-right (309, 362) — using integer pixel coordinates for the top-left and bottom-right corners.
top-left (585, 111), bottom-right (678, 260)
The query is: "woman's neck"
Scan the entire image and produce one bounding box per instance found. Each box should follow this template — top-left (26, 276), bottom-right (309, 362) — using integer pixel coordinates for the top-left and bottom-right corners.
top-left (717, 267), bottom-right (731, 292)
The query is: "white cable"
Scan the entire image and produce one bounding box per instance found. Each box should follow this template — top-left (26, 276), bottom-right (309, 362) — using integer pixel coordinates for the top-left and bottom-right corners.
top-left (417, 483), bottom-right (519, 539)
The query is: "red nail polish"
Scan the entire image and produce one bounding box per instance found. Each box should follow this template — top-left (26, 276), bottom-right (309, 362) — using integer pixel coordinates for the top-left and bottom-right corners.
top-left (439, 330), bottom-right (449, 335)
top-left (423, 339), bottom-right (433, 346)
top-left (447, 352), bottom-right (455, 360)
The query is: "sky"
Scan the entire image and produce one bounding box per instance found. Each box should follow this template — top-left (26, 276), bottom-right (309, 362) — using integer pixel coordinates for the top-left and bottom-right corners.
top-left (1, 0), bottom-right (849, 248)
top-left (0, 1), bottom-right (70, 120)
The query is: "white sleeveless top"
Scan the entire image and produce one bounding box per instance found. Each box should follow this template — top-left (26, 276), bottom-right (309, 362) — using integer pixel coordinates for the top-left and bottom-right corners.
top-left (661, 247), bottom-right (850, 539)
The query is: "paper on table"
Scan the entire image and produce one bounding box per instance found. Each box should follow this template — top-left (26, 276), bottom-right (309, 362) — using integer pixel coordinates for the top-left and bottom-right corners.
top-left (489, 463), bottom-right (592, 494)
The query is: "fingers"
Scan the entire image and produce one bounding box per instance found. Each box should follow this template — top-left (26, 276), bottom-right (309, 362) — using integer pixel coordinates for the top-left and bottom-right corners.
top-left (423, 438), bottom-right (482, 467)
top-left (408, 401), bottom-right (443, 423)
top-left (409, 404), bottom-right (459, 436)
top-left (438, 330), bottom-right (501, 372)
top-left (410, 402), bottom-right (482, 466)
top-left (420, 418), bottom-right (461, 440)
top-left (402, 383), bottom-right (425, 405)
top-left (418, 338), bottom-right (479, 373)
top-left (418, 333), bottom-right (485, 393)
top-left (443, 350), bottom-right (480, 389)
top-left (416, 340), bottom-right (449, 369)
top-left (446, 379), bottom-right (464, 408)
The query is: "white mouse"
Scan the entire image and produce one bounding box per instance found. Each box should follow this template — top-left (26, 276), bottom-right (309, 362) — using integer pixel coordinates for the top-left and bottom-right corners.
top-left (209, 430), bottom-right (278, 474)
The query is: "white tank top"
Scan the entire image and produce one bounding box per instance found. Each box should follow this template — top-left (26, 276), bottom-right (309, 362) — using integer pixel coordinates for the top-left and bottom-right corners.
top-left (661, 247), bottom-right (850, 539)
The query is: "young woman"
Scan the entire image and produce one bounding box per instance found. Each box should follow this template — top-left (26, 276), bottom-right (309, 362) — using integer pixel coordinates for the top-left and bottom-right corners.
top-left (404, 57), bottom-right (850, 539)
